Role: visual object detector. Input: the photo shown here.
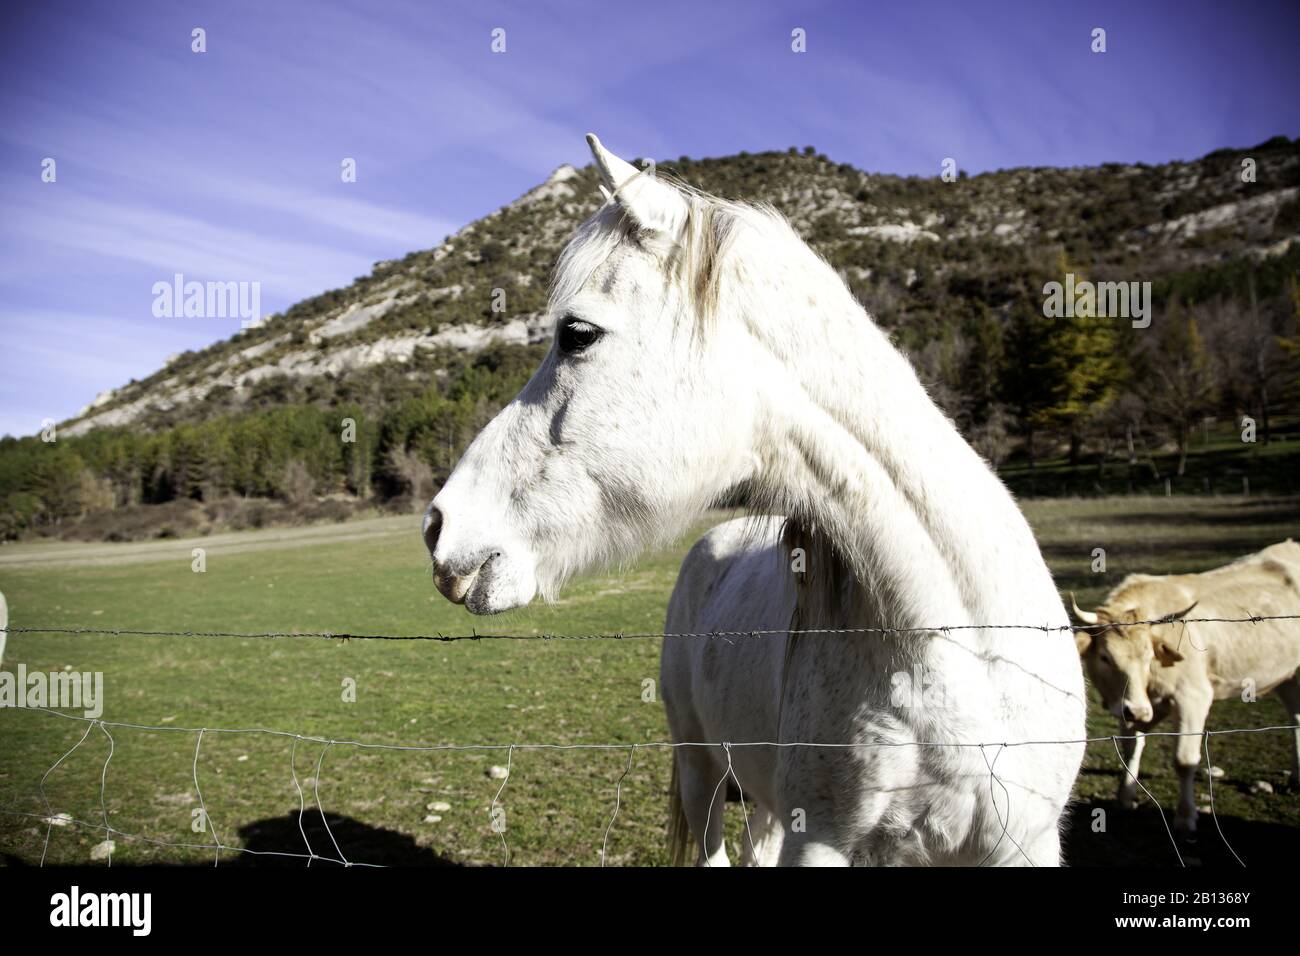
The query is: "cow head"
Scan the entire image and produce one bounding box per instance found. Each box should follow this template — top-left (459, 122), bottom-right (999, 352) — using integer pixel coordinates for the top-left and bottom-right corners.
top-left (1070, 594), bottom-right (1196, 724)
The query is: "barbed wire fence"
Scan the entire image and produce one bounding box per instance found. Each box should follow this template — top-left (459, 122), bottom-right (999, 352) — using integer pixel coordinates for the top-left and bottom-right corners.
top-left (7, 612), bottom-right (1299, 642)
top-left (2, 614), bottom-right (1298, 868)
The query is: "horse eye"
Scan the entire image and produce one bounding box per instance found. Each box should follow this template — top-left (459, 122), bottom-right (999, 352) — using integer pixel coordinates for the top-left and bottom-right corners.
top-left (557, 317), bottom-right (603, 355)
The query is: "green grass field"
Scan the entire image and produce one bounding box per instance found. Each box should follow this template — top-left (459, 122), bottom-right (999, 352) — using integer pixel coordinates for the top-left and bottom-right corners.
top-left (1000, 420), bottom-right (1300, 500)
top-left (1, 496), bottom-right (1298, 867)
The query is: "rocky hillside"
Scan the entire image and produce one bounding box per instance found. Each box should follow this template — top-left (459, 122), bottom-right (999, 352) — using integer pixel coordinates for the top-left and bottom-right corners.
top-left (6, 135), bottom-right (1299, 540)
top-left (64, 136), bottom-right (1300, 437)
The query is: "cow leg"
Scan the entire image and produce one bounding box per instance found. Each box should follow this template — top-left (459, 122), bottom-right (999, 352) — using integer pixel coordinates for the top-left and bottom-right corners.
top-left (1273, 677), bottom-right (1300, 789)
top-left (1115, 724), bottom-right (1147, 810)
top-left (1172, 689), bottom-right (1212, 834)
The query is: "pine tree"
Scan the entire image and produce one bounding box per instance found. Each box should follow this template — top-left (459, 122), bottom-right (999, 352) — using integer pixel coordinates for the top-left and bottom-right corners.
top-left (1040, 253), bottom-right (1125, 463)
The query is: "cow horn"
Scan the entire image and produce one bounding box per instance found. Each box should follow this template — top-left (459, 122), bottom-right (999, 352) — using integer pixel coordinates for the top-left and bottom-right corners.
top-left (1069, 593), bottom-right (1099, 625)
top-left (1158, 601), bottom-right (1199, 624)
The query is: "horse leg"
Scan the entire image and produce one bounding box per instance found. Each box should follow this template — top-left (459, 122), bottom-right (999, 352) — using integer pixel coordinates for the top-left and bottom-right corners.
top-left (677, 745), bottom-right (732, 867)
top-left (739, 805), bottom-right (784, 867)
top-left (773, 778), bottom-right (850, 866)
top-left (775, 832), bottom-right (851, 867)
top-left (1273, 676), bottom-right (1300, 789)
top-left (1023, 826), bottom-right (1062, 867)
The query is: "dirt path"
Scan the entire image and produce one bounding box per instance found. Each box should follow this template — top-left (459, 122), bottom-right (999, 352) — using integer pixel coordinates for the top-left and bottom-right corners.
top-left (0, 515), bottom-right (421, 570)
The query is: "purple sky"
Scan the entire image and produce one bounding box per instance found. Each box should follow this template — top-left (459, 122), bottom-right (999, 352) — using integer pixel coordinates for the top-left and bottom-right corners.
top-left (2, 0), bottom-right (1298, 437)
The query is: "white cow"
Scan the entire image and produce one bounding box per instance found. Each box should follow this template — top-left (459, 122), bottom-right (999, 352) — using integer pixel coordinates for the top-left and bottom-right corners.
top-left (1072, 540), bottom-right (1300, 832)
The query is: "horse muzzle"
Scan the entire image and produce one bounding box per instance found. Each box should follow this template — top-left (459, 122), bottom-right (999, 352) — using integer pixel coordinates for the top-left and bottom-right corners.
top-left (423, 503), bottom-right (537, 615)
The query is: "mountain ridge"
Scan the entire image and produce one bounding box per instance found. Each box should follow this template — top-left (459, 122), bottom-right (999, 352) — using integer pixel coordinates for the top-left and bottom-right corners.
top-left (62, 135), bottom-right (1300, 438)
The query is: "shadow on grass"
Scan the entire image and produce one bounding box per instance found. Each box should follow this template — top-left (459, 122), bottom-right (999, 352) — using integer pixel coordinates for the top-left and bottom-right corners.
top-left (0, 809), bottom-right (469, 866)
top-left (229, 810), bottom-right (467, 866)
top-left (1063, 800), bottom-right (1300, 867)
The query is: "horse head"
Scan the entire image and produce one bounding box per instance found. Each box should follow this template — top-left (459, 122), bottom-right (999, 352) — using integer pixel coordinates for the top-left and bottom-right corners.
top-left (424, 135), bottom-right (771, 614)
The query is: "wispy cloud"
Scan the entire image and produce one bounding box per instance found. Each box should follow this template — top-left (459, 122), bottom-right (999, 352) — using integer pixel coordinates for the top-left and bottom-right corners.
top-left (5, 190), bottom-right (372, 299)
top-left (0, 310), bottom-right (200, 438)
top-left (0, 0), bottom-right (1297, 437)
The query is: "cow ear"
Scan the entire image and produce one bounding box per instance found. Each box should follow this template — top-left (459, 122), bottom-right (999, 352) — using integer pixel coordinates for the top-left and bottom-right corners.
top-left (1074, 630), bottom-right (1092, 656)
top-left (1152, 636), bottom-right (1184, 667)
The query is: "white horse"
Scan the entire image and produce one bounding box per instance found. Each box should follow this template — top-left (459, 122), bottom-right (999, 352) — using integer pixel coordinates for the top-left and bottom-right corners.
top-left (425, 133), bottom-right (1086, 866)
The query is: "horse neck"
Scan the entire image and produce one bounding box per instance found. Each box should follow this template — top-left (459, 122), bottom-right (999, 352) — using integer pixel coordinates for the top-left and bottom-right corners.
top-left (746, 270), bottom-right (1061, 633)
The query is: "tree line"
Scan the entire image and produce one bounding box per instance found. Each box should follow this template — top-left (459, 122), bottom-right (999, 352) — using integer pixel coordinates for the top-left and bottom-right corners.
top-left (0, 346), bottom-right (534, 538)
top-left (2, 242), bottom-right (1298, 539)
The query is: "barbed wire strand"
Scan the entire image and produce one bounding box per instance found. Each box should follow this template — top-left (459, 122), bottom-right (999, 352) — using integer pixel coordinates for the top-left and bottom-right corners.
top-left (1203, 732), bottom-right (1245, 867)
top-left (9, 704), bottom-right (1297, 751)
top-left (725, 743), bottom-right (759, 864)
top-left (489, 744), bottom-right (514, 867)
top-left (97, 721), bottom-right (115, 867)
top-left (976, 743), bottom-right (1033, 867)
top-left (699, 741), bottom-right (757, 866)
top-left (289, 736), bottom-right (316, 867)
top-left (7, 613), bottom-right (1299, 644)
top-left (314, 741), bottom-right (350, 867)
top-left (37, 718), bottom-right (95, 867)
top-left (193, 728), bottom-right (222, 867)
top-left (600, 744), bottom-right (637, 868)
top-left (1111, 735), bottom-right (1184, 867)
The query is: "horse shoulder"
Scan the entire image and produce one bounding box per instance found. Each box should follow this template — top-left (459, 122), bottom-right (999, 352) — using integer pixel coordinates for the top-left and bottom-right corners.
top-left (665, 516), bottom-right (787, 634)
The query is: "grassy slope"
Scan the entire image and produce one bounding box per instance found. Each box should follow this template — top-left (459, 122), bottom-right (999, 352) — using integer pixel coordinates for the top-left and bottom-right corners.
top-left (1001, 420), bottom-right (1300, 500)
top-left (1, 497), bottom-right (1298, 867)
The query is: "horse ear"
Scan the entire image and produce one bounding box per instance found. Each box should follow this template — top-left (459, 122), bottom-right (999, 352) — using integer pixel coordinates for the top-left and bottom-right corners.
top-left (586, 133), bottom-right (687, 233)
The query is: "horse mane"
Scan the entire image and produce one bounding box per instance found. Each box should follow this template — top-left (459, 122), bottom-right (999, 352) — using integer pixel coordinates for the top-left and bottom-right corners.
top-left (780, 515), bottom-right (857, 631)
top-left (551, 176), bottom-right (802, 336)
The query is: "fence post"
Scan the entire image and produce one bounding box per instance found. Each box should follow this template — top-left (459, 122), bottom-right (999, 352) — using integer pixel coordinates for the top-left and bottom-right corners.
top-left (1243, 476), bottom-right (1250, 497)
top-left (1165, 478), bottom-right (1172, 498)
top-left (0, 591), bottom-right (7, 666)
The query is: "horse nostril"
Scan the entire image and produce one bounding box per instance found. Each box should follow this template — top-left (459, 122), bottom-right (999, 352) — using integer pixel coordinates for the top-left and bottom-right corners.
top-left (423, 505), bottom-right (444, 556)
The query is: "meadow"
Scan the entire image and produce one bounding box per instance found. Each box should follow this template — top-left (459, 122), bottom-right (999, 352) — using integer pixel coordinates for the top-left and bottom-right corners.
top-left (1, 494), bottom-right (1297, 867)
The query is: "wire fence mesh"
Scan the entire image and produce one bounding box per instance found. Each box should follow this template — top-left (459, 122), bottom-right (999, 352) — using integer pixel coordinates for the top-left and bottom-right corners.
top-left (2, 614), bottom-right (1298, 867)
